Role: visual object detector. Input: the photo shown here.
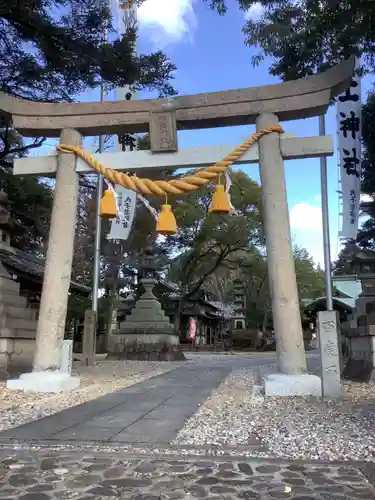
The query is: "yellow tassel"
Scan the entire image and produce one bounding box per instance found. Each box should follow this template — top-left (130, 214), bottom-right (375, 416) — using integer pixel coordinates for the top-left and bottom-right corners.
top-left (156, 204), bottom-right (177, 235)
top-left (209, 184), bottom-right (231, 214)
top-left (100, 189), bottom-right (118, 219)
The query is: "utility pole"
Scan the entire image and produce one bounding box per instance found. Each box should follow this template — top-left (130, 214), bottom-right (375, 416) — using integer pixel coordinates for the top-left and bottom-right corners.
top-left (318, 113), bottom-right (341, 400)
top-left (92, 88), bottom-right (106, 315)
top-left (319, 114), bottom-right (334, 311)
top-left (83, 0), bottom-right (109, 366)
top-left (93, 0), bottom-right (138, 311)
top-left (92, 2), bottom-right (109, 315)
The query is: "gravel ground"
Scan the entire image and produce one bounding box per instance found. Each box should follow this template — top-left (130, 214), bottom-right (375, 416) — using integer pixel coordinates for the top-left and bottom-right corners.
top-left (174, 364), bottom-right (375, 462)
top-left (0, 360), bottom-right (182, 431)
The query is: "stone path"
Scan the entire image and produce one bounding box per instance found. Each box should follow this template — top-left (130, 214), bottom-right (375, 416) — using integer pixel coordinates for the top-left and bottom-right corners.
top-left (0, 365), bottom-right (237, 445)
top-left (1, 356), bottom-right (375, 498)
top-left (1, 449), bottom-right (375, 499)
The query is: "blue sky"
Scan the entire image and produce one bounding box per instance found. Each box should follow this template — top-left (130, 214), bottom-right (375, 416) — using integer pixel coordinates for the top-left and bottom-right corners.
top-left (44, 0), bottom-right (373, 266)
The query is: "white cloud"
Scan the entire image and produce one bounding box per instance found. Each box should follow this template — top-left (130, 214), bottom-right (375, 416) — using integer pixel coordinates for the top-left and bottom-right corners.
top-left (361, 193), bottom-right (373, 203)
top-left (289, 202), bottom-right (326, 267)
top-left (290, 202), bottom-right (322, 232)
top-left (138, 0), bottom-right (196, 45)
top-left (244, 2), bottom-right (264, 22)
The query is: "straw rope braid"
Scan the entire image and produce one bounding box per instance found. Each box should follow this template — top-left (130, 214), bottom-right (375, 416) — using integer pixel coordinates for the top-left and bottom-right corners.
top-left (56, 125), bottom-right (284, 197)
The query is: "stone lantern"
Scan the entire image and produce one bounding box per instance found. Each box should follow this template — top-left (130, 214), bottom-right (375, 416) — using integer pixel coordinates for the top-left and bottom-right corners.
top-left (106, 246), bottom-right (185, 361)
top-left (139, 246), bottom-right (158, 280)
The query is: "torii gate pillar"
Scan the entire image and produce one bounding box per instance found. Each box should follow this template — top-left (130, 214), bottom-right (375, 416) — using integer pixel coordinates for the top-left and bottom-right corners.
top-left (7, 128), bottom-right (82, 392)
top-left (257, 114), bottom-right (308, 377)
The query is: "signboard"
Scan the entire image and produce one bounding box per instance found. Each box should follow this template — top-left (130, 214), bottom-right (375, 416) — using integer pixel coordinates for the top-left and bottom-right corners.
top-left (189, 317), bottom-right (197, 340)
top-left (107, 185), bottom-right (137, 241)
top-left (337, 59), bottom-right (362, 241)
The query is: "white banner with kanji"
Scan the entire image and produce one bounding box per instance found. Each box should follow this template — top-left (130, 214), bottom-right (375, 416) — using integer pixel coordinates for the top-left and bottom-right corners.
top-left (107, 185), bottom-right (136, 241)
top-left (337, 59), bottom-right (362, 241)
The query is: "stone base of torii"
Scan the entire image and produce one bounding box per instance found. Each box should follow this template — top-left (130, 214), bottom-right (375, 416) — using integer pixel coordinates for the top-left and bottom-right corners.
top-left (0, 57), bottom-right (355, 395)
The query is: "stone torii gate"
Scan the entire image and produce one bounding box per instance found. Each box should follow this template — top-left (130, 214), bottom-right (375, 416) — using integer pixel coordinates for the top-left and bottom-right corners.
top-left (1, 56), bottom-right (354, 394)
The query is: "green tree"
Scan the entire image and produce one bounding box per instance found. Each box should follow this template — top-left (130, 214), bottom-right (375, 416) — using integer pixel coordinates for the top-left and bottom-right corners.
top-left (0, 0), bottom-right (175, 104)
top-left (206, 0), bottom-right (368, 78)
top-left (1, 1), bottom-right (176, 163)
top-left (166, 170), bottom-right (263, 298)
top-left (238, 245), bottom-right (323, 329)
top-left (137, 134), bottom-right (151, 151)
top-left (206, 0), bottom-right (375, 254)
top-left (0, 1), bottom-right (176, 251)
top-left (0, 162), bottom-right (53, 252)
top-left (293, 246), bottom-right (325, 300)
top-left (332, 241), bottom-right (359, 275)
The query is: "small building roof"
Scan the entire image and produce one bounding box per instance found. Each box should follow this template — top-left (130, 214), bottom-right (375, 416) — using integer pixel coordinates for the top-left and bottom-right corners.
top-left (2, 249), bottom-right (90, 294)
top-left (332, 278), bottom-right (362, 300)
top-left (303, 276), bottom-right (362, 315)
top-left (305, 296), bottom-right (355, 312)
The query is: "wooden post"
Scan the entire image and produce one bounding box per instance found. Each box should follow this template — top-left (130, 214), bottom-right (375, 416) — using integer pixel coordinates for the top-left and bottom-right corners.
top-left (83, 309), bottom-right (96, 366)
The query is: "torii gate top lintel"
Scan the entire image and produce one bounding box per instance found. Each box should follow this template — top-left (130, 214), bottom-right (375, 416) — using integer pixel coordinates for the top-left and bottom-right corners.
top-left (0, 56), bottom-right (354, 152)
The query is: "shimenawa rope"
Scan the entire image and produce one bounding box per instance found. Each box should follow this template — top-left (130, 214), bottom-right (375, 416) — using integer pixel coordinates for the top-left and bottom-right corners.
top-left (56, 125), bottom-right (284, 196)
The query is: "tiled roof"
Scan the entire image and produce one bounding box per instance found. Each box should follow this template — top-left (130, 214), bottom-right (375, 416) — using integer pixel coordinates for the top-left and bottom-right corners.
top-left (304, 296), bottom-right (355, 312)
top-left (332, 278), bottom-right (362, 300)
top-left (2, 249), bottom-right (90, 294)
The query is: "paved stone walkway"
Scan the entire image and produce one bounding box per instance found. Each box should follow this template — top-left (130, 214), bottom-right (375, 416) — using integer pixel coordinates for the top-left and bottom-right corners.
top-left (0, 449), bottom-right (375, 499)
top-left (0, 365), bottom-right (236, 445)
top-left (1, 356), bottom-right (374, 498)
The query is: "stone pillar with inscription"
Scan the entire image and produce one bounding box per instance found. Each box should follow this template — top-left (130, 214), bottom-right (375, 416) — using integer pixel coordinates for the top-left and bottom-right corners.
top-left (318, 311), bottom-right (342, 399)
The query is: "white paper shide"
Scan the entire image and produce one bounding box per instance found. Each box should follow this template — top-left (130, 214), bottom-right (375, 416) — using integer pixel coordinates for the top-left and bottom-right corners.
top-left (107, 185), bottom-right (137, 241)
top-left (337, 60), bottom-right (362, 241)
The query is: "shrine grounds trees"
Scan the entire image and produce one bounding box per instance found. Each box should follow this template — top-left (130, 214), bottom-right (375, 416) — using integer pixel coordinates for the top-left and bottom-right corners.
top-left (293, 246), bottom-right (325, 301)
top-left (0, 0), bottom-right (175, 251)
top-left (228, 245), bottom-right (323, 330)
top-left (163, 169), bottom-right (324, 329)
top-left (206, 0), bottom-right (375, 260)
top-left (0, 159), bottom-right (53, 252)
top-left (0, 0), bottom-right (176, 103)
top-left (207, 0), bottom-right (372, 78)
top-left (166, 170), bottom-right (263, 297)
top-left (332, 242), bottom-right (359, 275)
top-left (0, 2), bottom-right (176, 159)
